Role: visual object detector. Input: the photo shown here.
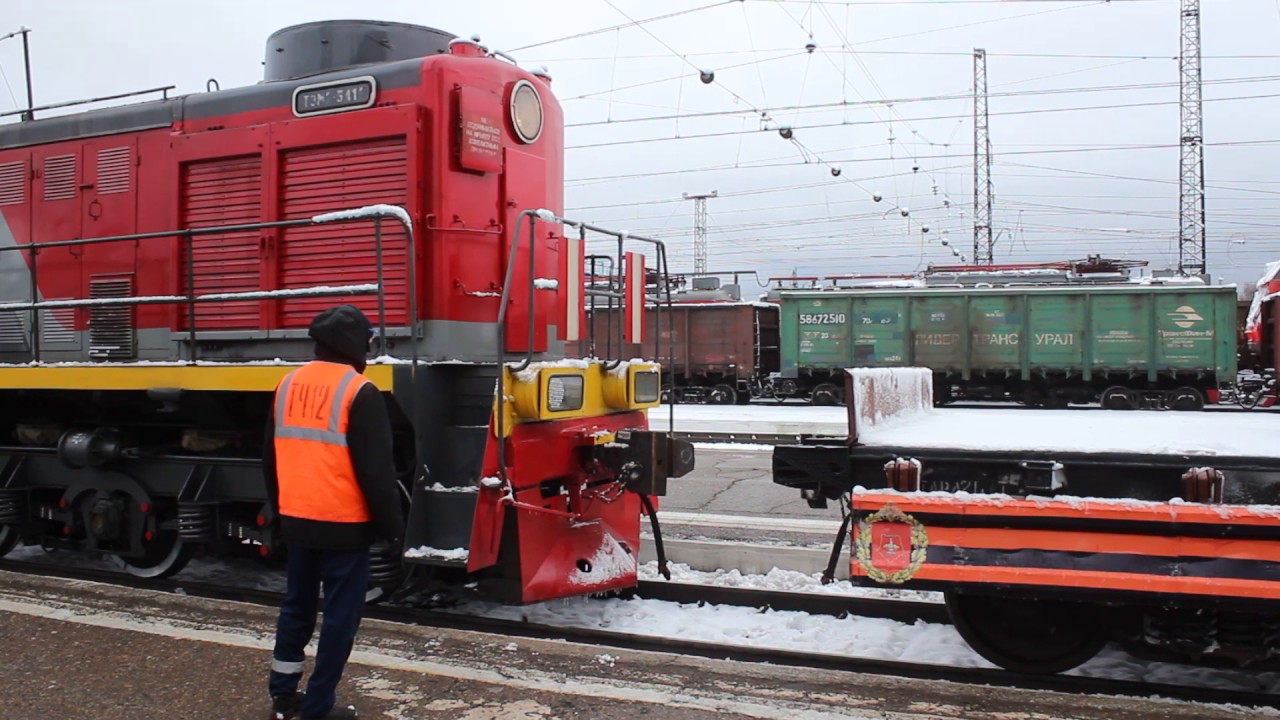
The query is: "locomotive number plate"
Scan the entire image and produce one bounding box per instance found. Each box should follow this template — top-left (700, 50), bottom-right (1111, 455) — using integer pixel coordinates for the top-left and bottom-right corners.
top-left (292, 76), bottom-right (377, 117)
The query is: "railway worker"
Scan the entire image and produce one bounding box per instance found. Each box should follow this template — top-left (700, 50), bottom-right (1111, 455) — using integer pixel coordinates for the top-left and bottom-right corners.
top-left (263, 304), bottom-right (405, 720)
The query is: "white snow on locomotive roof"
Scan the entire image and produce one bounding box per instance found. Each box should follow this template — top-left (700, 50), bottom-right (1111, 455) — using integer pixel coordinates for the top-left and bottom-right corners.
top-left (311, 203), bottom-right (412, 228)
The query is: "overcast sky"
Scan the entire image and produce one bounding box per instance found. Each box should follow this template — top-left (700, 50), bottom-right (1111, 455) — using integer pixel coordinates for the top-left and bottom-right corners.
top-left (3, 0), bottom-right (1278, 291)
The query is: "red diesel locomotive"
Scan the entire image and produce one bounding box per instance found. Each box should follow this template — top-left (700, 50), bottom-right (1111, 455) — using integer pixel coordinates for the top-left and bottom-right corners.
top-left (0, 20), bottom-right (692, 603)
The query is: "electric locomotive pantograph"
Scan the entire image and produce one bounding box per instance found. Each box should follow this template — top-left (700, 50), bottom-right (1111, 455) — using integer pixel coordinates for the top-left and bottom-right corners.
top-left (0, 20), bottom-right (693, 604)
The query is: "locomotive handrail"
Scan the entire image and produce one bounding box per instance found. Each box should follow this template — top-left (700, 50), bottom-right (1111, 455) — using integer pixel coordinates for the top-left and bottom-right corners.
top-left (495, 208), bottom-right (676, 481)
top-left (3, 204), bottom-right (416, 365)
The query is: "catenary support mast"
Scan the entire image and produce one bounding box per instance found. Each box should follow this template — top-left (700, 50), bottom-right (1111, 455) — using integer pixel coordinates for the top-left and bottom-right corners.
top-left (973, 49), bottom-right (994, 266)
top-left (683, 191), bottom-right (717, 275)
top-left (1178, 0), bottom-right (1207, 277)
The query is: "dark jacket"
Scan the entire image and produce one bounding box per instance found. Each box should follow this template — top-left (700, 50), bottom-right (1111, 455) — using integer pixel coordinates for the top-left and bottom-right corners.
top-left (262, 304), bottom-right (406, 551)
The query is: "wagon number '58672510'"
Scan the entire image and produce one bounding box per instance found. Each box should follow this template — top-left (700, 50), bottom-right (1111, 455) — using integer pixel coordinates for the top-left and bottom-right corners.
top-left (799, 313), bottom-right (848, 325)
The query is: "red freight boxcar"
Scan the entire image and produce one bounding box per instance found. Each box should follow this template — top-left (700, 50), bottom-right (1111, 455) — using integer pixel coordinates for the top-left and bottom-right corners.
top-left (572, 279), bottom-right (779, 404)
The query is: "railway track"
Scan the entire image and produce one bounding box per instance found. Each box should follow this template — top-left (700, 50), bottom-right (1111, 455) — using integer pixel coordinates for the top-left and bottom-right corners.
top-left (2, 557), bottom-right (1275, 709)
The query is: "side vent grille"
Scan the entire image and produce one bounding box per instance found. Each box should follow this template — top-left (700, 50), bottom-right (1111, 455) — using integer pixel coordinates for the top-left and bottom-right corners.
top-left (96, 147), bottom-right (130, 195)
top-left (0, 161), bottom-right (25, 206)
top-left (40, 304), bottom-right (77, 345)
top-left (0, 311), bottom-right (26, 348)
top-left (43, 154), bottom-right (77, 201)
top-left (88, 277), bottom-right (135, 360)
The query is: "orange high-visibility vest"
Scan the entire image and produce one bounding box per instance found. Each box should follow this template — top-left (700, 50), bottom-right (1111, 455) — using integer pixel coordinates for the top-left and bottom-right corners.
top-left (273, 361), bottom-right (372, 523)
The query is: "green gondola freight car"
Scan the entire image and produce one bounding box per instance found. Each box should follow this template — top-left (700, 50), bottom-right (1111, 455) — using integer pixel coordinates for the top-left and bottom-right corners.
top-left (777, 284), bottom-right (1238, 409)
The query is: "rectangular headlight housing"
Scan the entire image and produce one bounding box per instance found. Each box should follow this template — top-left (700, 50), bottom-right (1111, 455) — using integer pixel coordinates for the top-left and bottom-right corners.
top-left (546, 374), bottom-right (585, 412)
top-left (633, 370), bottom-right (660, 404)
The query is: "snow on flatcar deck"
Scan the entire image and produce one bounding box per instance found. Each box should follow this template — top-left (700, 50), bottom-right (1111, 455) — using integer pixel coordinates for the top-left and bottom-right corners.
top-left (857, 407), bottom-right (1280, 458)
top-left (648, 404), bottom-right (1280, 458)
top-left (646, 404), bottom-right (848, 436)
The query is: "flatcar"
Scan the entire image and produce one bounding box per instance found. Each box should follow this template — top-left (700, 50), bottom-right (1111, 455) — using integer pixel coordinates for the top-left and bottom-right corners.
top-left (0, 20), bottom-right (692, 604)
top-left (775, 368), bottom-right (1280, 674)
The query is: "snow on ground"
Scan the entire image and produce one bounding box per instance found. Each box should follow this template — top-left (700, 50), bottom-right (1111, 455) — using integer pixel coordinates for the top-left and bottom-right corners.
top-left (8, 546), bottom-right (1278, 696)
top-left (462, 560), bottom-right (1280, 695)
top-left (640, 562), bottom-right (941, 603)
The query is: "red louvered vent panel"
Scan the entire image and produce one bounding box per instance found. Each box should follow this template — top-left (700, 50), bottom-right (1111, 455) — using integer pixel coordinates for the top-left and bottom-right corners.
top-left (179, 155), bottom-right (263, 330)
top-left (96, 147), bottom-right (131, 195)
top-left (278, 137), bottom-right (409, 328)
top-left (43, 155), bottom-right (76, 201)
top-left (0, 160), bottom-right (26, 206)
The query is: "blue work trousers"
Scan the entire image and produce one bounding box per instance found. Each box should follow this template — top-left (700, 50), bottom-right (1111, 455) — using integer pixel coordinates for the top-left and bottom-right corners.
top-left (269, 546), bottom-right (370, 719)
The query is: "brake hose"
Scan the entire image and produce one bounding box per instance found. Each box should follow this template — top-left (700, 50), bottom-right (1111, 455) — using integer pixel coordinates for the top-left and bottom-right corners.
top-left (639, 494), bottom-right (670, 580)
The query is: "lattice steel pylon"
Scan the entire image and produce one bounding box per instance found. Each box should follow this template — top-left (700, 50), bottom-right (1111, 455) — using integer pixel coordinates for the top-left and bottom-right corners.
top-left (683, 191), bottom-right (717, 275)
top-left (973, 48), bottom-right (994, 266)
top-left (1178, 0), bottom-right (1207, 277)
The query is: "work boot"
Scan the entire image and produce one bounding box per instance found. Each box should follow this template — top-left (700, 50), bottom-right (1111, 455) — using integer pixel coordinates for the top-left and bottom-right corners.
top-left (270, 692), bottom-right (305, 720)
top-left (302, 705), bottom-right (358, 720)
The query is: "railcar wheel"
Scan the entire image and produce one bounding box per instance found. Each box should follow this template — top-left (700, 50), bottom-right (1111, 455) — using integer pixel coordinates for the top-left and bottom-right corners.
top-left (1168, 386), bottom-right (1204, 412)
top-left (945, 592), bottom-right (1108, 674)
top-left (111, 531), bottom-right (195, 579)
top-left (0, 526), bottom-right (18, 557)
top-left (811, 383), bottom-right (842, 406)
top-left (1101, 385), bottom-right (1136, 410)
top-left (708, 384), bottom-right (737, 405)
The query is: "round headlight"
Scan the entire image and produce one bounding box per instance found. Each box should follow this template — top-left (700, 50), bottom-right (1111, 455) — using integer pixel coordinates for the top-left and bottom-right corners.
top-left (510, 80), bottom-right (543, 144)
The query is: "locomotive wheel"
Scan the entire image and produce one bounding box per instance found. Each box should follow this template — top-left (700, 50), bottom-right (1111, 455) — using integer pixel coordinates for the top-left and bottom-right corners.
top-left (1100, 385), bottom-right (1136, 410)
top-left (1168, 386), bottom-right (1204, 412)
top-left (708, 384), bottom-right (737, 405)
top-left (945, 592), bottom-right (1108, 674)
top-left (811, 383), bottom-right (843, 406)
top-left (111, 531), bottom-right (195, 579)
top-left (0, 526), bottom-right (18, 557)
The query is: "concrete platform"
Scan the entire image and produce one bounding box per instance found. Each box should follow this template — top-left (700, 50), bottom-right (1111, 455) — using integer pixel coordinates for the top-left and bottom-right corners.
top-left (0, 571), bottom-right (1261, 720)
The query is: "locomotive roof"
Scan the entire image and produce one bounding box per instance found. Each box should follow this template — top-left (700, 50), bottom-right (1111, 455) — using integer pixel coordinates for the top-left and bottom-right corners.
top-left (0, 58), bottom-right (425, 151)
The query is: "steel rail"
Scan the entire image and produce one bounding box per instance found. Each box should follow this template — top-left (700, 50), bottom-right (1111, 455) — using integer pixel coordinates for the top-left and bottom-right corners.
top-left (0, 558), bottom-right (1274, 709)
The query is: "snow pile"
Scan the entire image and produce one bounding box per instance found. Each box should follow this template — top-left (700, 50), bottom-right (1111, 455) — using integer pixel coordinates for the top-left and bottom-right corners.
top-left (533, 278), bottom-right (560, 290)
top-left (567, 533), bottom-right (637, 588)
top-left (510, 358), bottom-right (592, 383)
top-left (311, 204), bottom-right (412, 228)
top-left (606, 358), bottom-right (649, 379)
top-left (427, 482), bottom-right (478, 493)
top-left (846, 367), bottom-right (933, 439)
top-left (403, 546), bottom-right (469, 561)
top-left (639, 562), bottom-right (941, 603)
